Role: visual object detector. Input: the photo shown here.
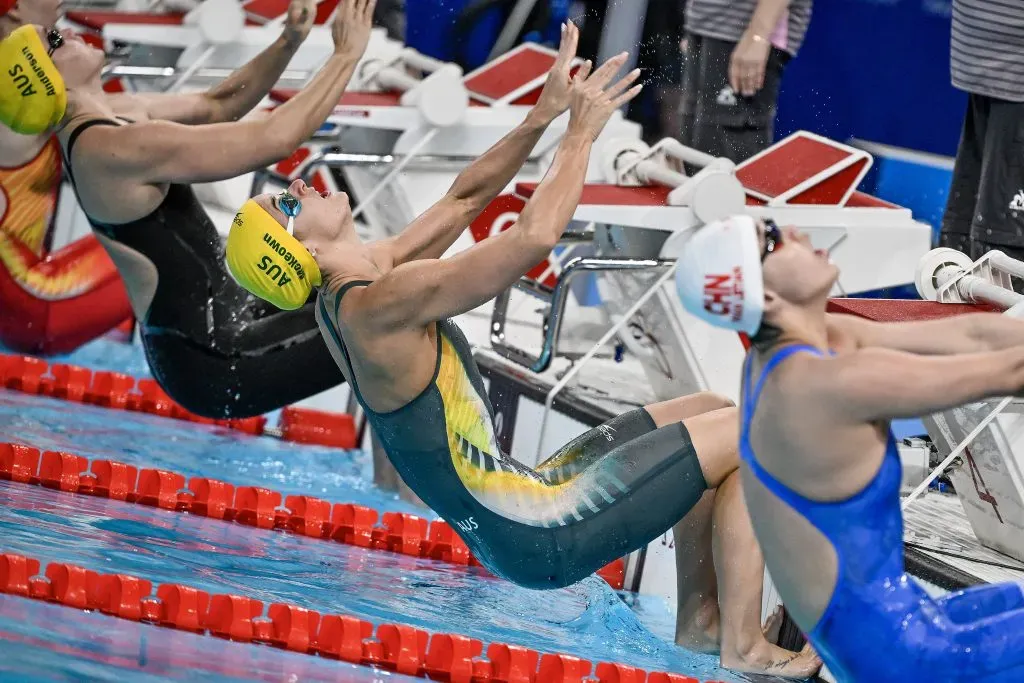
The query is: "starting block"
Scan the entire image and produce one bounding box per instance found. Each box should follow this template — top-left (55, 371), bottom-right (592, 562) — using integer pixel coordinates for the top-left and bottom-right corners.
top-left (257, 42), bottom-right (636, 246)
top-left (737, 131), bottom-right (875, 208)
top-left (900, 248), bottom-right (1024, 564)
top-left (267, 42), bottom-right (584, 155)
top-left (69, 0), bottom-right (357, 89)
top-left (513, 130), bottom-right (929, 295)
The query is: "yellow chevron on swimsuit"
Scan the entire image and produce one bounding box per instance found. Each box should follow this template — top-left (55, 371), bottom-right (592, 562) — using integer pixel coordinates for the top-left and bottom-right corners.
top-left (0, 137), bottom-right (113, 299)
top-left (435, 333), bottom-right (572, 522)
top-left (0, 137), bottom-right (60, 256)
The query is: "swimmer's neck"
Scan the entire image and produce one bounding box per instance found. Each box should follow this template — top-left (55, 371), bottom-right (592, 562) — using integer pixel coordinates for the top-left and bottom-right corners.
top-left (61, 86), bottom-right (119, 132)
top-left (316, 241), bottom-right (390, 296)
top-left (760, 305), bottom-right (831, 356)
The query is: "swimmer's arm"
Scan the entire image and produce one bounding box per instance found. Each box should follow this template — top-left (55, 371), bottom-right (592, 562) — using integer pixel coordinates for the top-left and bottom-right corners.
top-left (106, 34), bottom-right (301, 125)
top-left (94, 51), bottom-right (362, 185)
top-left (813, 346), bottom-right (1024, 422)
top-left (828, 312), bottom-right (1024, 356)
top-left (357, 131), bottom-right (593, 326)
top-left (385, 109), bottom-right (554, 265)
top-left (386, 22), bottom-right (583, 265)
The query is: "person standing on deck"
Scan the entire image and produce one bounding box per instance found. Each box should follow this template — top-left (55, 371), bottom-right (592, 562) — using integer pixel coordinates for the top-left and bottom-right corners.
top-left (680, 0), bottom-right (813, 164)
top-left (939, 0), bottom-right (1024, 267)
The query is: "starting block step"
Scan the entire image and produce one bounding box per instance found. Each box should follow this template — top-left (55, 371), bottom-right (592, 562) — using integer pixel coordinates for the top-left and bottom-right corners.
top-left (464, 43), bottom-right (561, 105)
top-left (515, 183), bottom-right (672, 207)
top-left (66, 11), bottom-right (185, 30)
top-left (826, 298), bottom-right (995, 321)
top-left (736, 131), bottom-right (872, 207)
top-left (270, 42), bottom-right (566, 113)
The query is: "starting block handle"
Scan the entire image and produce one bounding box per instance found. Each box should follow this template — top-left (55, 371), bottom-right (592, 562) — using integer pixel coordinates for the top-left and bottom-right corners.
top-left (657, 139), bottom-right (721, 171)
top-left (375, 67), bottom-right (420, 93)
top-left (991, 251), bottom-right (1024, 281)
top-left (400, 48), bottom-right (456, 76)
top-left (634, 160), bottom-right (687, 190)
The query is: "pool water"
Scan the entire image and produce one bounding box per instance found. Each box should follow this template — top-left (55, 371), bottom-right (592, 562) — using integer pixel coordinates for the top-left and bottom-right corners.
top-left (0, 337), bottom-right (753, 683)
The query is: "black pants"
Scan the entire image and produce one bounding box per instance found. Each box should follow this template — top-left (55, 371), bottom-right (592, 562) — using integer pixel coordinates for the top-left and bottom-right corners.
top-left (940, 93), bottom-right (1024, 262)
top-left (680, 32), bottom-right (790, 165)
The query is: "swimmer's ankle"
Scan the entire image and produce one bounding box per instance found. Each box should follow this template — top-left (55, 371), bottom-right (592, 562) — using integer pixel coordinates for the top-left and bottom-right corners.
top-left (675, 598), bottom-right (720, 654)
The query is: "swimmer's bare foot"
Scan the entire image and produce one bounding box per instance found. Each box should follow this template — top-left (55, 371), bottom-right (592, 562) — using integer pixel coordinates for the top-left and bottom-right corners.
top-left (675, 597), bottom-right (721, 655)
top-left (720, 640), bottom-right (822, 680)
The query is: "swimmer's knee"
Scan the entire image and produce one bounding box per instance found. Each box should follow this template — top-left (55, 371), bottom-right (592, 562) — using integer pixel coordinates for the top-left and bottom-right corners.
top-left (699, 392), bottom-right (736, 412)
top-left (644, 393), bottom-right (735, 427)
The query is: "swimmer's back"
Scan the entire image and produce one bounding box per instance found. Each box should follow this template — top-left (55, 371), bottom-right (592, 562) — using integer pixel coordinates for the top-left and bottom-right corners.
top-left (740, 345), bottom-right (905, 628)
top-left (61, 119), bottom-right (258, 340)
top-left (316, 279), bottom-right (448, 413)
top-left (741, 344), bottom-right (913, 681)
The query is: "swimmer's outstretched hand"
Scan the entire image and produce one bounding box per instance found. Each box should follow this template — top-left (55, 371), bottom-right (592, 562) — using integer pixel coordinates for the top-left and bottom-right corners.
top-left (331, 0), bottom-right (378, 59)
top-left (566, 52), bottom-right (642, 141)
top-left (533, 21), bottom-right (582, 123)
top-left (282, 0), bottom-right (317, 48)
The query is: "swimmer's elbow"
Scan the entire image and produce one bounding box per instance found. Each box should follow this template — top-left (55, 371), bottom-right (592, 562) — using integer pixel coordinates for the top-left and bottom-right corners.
top-left (256, 115), bottom-right (303, 161)
top-left (267, 127), bottom-right (303, 162)
top-left (516, 214), bottom-right (560, 252)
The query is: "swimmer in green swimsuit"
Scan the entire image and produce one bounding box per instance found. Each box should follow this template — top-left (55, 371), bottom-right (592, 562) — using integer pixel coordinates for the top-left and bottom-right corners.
top-left (228, 23), bottom-right (820, 679)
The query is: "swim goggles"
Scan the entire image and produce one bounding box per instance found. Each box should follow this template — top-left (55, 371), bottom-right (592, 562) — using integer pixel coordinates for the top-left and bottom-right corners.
top-left (274, 190), bottom-right (302, 234)
top-left (45, 28), bottom-right (63, 56)
top-left (760, 218), bottom-right (782, 262)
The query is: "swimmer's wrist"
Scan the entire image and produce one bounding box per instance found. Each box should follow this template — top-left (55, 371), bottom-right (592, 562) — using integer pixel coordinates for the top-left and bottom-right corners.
top-left (278, 32), bottom-right (303, 52)
top-left (562, 127), bottom-right (593, 148)
top-left (524, 107), bottom-right (554, 130)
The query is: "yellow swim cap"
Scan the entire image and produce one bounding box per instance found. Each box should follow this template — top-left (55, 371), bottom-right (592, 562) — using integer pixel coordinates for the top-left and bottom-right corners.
top-left (226, 199), bottom-right (322, 310)
top-left (0, 26), bottom-right (67, 135)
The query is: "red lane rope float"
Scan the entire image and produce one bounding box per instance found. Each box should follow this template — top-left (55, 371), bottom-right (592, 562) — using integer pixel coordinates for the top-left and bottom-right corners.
top-left (0, 442), bottom-right (626, 590)
top-left (0, 552), bottom-right (718, 683)
top-left (0, 353), bottom-right (356, 447)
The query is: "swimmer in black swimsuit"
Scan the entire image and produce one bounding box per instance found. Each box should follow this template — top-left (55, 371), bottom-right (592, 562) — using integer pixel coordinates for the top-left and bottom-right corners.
top-left (0, 1), bottom-right (378, 418)
top-left (227, 23), bottom-right (821, 678)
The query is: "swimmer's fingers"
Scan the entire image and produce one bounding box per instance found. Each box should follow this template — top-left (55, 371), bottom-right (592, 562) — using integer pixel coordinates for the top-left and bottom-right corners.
top-left (346, 0), bottom-right (369, 22)
top-left (554, 20), bottom-right (579, 69)
top-left (585, 52), bottom-right (628, 91)
top-left (605, 68), bottom-right (641, 100)
top-left (611, 83), bottom-right (643, 109)
top-left (572, 59), bottom-right (593, 84)
top-left (361, 0), bottom-right (379, 22)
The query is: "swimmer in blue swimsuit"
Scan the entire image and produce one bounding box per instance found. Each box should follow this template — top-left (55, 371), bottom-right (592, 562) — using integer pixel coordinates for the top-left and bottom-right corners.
top-left (677, 214), bottom-right (1024, 682)
top-left (225, 24), bottom-right (821, 679)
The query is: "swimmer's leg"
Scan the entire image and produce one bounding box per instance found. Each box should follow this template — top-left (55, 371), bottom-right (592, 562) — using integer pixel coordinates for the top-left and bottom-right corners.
top-left (673, 489), bottom-right (721, 654)
top-left (535, 392), bottom-right (734, 482)
top-left (370, 427), bottom-right (425, 506)
top-left (936, 582), bottom-right (1024, 624)
top-left (710, 469), bottom-right (821, 679)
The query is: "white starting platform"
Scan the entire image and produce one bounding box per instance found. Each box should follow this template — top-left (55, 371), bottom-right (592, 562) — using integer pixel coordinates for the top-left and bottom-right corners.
top-left (490, 130), bottom-right (934, 404)
top-left (860, 247), bottom-right (1024, 591)
top-left (67, 0), bottom-right (354, 87)
top-left (256, 42), bottom-right (640, 246)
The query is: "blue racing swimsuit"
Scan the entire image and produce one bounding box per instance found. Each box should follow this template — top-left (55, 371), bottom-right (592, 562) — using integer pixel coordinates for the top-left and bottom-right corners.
top-left (742, 344), bottom-right (1024, 682)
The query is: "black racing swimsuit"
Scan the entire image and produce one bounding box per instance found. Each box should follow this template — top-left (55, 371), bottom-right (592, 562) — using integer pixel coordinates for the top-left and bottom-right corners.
top-left (63, 119), bottom-right (345, 418)
top-left (318, 281), bottom-right (709, 589)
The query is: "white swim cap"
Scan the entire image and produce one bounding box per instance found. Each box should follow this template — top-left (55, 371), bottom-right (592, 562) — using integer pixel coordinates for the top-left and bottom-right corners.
top-left (675, 214), bottom-right (765, 335)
